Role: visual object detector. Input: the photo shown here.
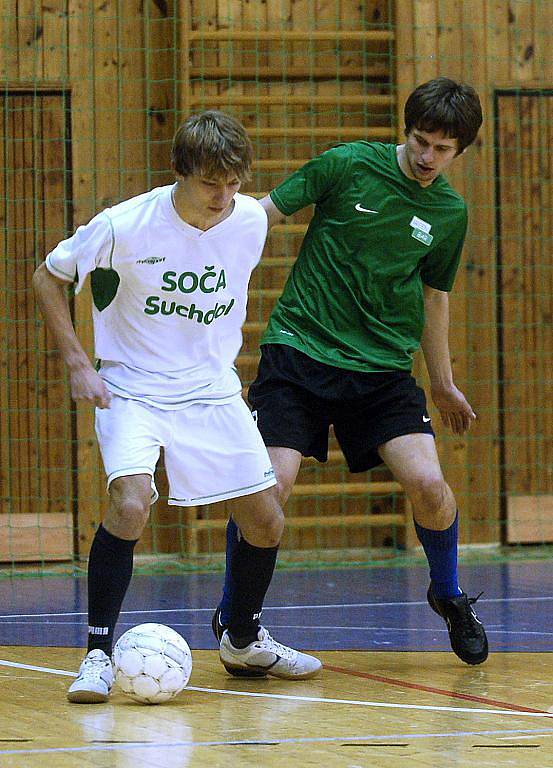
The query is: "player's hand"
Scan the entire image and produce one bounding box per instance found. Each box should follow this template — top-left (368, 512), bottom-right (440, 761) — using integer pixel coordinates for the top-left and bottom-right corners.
top-left (69, 366), bottom-right (112, 409)
top-left (430, 384), bottom-right (476, 435)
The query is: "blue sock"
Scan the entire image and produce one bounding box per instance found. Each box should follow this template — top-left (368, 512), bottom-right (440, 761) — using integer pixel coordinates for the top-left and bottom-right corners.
top-left (219, 517), bottom-right (239, 625)
top-left (414, 512), bottom-right (461, 599)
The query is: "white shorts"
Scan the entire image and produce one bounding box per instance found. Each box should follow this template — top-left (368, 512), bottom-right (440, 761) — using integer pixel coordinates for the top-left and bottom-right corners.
top-left (95, 395), bottom-right (276, 506)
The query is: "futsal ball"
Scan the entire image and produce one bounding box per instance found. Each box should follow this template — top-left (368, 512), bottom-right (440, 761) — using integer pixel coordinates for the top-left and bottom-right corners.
top-left (113, 623), bottom-right (192, 704)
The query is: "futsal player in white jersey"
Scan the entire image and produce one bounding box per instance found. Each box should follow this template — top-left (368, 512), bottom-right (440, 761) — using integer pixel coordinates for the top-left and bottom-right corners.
top-left (33, 111), bottom-right (321, 703)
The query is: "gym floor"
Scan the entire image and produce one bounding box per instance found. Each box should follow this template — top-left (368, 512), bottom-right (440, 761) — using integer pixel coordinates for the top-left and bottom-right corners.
top-left (0, 559), bottom-right (552, 767)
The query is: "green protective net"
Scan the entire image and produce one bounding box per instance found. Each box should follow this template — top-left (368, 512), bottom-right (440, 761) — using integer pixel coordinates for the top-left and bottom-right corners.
top-left (0, 1), bottom-right (551, 574)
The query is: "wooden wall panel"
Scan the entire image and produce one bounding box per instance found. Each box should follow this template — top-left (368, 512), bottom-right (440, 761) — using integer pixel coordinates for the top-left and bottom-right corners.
top-left (118, 7), bottom-right (148, 198)
top-left (2, 1), bottom-right (551, 558)
top-left (508, 0), bottom-right (540, 82)
top-left (0, 92), bottom-right (8, 519)
top-left (497, 92), bottom-right (553, 499)
top-left (0, 1), bottom-right (18, 79)
top-left (39, 95), bottom-right (75, 521)
top-left (393, 0), bottom-right (552, 545)
top-left (2, 4), bottom-right (156, 556)
top-left (42, 1), bottom-right (68, 81)
top-left (174, 0), bottom-right (396, 555)
top-left (67, 2), bottom-right (152, 555)
top-left (145, 0), bottom-right (178, 190)
top-left (0, 93), bottom-right (73, 560)
top-left (16, 2), bottom-right (39, 80)
top-left (67, 2), bottom-right (104, 557)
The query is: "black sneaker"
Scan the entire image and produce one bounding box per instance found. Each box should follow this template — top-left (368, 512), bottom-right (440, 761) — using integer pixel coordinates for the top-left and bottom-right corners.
top-left (427, 586), bottom-right (488, 665)
top-left (211, 607), bottom-right (267, 678)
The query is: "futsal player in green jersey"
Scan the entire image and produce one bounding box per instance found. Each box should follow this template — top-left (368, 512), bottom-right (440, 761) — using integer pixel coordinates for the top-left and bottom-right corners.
top-left (214, 77), bottom-right (488, 666)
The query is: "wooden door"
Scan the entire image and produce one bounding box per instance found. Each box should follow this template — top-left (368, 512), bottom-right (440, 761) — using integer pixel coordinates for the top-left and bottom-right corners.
top-left (0, 91), bottom-right (74, 561)
top-left (496, 90), bottom-right (553, 542)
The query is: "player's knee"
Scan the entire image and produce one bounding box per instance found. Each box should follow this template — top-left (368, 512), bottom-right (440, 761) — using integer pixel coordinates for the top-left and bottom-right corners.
top-left (408, 475), bottom-right (454, 520)
top-left (241, 499), bottom-right (284, 547)
top-left (274, 477), bottom-right (294, 506)
top-left (257, 504), bottom-right (285, 547)
top-left (269, 507), bottom-right (285, 545)
top-left (108, 495), bottom-right (150, 539)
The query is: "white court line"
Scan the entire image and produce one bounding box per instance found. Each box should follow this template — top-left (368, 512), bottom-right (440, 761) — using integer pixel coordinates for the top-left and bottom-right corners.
top-left (185, 686), bottom-right (553, 718)
top-left (0, 659), bottom-right (76, 677)
top-left (497, 733), bottom-right (552, 740)
top-left (1, 617), bottom-right (552, 639)
top-left (209, 624), bottom-right (553, 637)
top-left (0, 658), bottom-right (551, 719)
top-left (1, 594), bottom-right (553, 621)
top-left (1, 728), bottom-right (553, 757)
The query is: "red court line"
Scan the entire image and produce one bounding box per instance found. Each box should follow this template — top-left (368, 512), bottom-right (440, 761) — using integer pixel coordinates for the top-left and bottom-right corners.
top-left (323, 664), bottom-right (547, 714)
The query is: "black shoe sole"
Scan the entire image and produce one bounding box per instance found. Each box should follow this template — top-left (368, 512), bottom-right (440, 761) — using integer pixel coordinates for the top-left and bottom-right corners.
top-left (212, 608), bottom-right (267, 678)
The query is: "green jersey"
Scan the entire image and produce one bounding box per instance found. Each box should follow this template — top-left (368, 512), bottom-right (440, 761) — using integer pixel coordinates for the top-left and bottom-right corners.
top-left (263, 142), bottom-right (467, 372)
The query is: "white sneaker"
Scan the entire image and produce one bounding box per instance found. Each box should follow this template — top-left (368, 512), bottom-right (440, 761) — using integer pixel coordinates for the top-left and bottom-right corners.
top-left (219, 626), bottom-right (322, 680)
top-left (67, 649), bottom-right (114, 703)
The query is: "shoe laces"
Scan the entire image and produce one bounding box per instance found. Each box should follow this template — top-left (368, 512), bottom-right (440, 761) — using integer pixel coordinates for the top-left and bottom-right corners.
top-left (254, 627), bottom-right (296, 660)
top-left (457, 592), bottom-right (484, 635)
top-left (468, 591), bottom-right (484, 606)
top-left (79, 650), bottom-right (111, 681)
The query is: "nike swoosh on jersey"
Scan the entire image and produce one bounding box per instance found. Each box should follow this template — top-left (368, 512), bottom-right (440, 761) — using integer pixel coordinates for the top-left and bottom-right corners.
top-left (355, 203), bottom-right (379, 214)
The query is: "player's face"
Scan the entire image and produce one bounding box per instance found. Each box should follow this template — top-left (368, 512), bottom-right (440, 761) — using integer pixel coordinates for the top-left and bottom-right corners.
top-left (175, 172), bottom-right (242, 228)
top-left (402, 129), bottom-right (461, 186)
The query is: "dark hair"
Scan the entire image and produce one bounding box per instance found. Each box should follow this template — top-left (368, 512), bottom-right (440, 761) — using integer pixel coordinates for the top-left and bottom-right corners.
top-left (171, 110), bottom-right (253, 181)
top-left (404, 77), bottom-right (483, 153)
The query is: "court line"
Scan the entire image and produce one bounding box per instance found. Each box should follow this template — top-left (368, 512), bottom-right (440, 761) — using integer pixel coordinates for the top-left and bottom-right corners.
top-left (324, 664), bottom-right (547, 714)
top-left (0, 659), bottom-right (76, 676)
top-left (1, 728), bottom-right (553, 757)
top-left (1, 594), bottom-right (553, 620)
top-left (185, 686), bottom-right (553, 717)
top-left (242, 624), bottom-right (553, 638)
top-left (0, 658), bottom-right (551, 719)
top-left (497, 734), bottom-right (552, 741)
top-left (2, 617), bottom-right (553, 641)
top-left (3, 618), bottom-right (553, 650)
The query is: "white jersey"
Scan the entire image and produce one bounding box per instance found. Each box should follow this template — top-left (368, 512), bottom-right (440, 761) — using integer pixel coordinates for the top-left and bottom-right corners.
top-left (45, 185), bottom-right (268, 408)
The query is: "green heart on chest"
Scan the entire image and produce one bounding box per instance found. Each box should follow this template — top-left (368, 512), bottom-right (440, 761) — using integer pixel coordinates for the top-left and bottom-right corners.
top-left (91, 268), bottom-right (121, 311)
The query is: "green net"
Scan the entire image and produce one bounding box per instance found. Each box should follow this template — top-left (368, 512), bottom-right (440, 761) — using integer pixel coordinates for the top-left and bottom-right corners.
top-left (0, 1), bottom-right (551, 574)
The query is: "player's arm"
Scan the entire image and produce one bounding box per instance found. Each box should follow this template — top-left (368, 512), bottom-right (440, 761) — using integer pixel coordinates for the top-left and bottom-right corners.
top-left (259, 195), bottom-right (286, 228)
top-left (260, 146), bottom-right (350, 229)
top-left (420, 284), bottom-right (475, 435)
top-left (32, 263), bottom-right (111, 408)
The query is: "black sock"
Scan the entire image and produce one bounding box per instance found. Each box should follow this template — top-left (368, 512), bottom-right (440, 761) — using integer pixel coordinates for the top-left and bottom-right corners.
top-left (87, 524), bottom-right (138, 656)
top-left (228, 537), bottom-right (278, 646)
top-left (219, 517), bottom-right (239, 624)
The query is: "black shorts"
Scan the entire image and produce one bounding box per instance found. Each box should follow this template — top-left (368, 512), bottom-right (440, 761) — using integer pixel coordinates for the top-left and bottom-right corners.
top-left (248, 344), bottom-right (435, 473)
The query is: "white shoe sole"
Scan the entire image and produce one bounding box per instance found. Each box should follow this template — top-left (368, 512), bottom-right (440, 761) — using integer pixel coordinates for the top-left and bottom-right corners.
top-left (219, 628), bottom-right (323, 681)
top-left (222, 660), bottom-right (321, 680)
